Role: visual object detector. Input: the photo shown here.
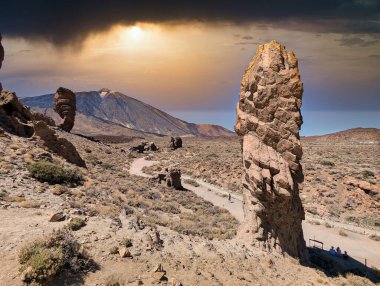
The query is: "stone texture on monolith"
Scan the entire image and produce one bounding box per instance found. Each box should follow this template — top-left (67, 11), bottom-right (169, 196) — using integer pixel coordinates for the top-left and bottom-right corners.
top-left (235, 40), bottom-right (306, 259)
top-left (54, 87), bottom-right (76, 132)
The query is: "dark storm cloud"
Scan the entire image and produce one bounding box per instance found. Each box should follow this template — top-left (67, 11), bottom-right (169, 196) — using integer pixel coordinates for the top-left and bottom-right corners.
top-left (1, 0), bottom-right (380, 45)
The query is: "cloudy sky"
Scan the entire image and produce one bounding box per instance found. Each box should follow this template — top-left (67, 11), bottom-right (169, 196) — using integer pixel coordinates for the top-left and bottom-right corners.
top-left (1, 0), bottom-right (379, 135)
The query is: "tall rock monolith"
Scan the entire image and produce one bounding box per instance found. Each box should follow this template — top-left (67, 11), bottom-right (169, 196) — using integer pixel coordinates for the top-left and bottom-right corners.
top-left (235, 40), bottom-right (306, 259)
top-left (54, 87), bottom-right (76, 132)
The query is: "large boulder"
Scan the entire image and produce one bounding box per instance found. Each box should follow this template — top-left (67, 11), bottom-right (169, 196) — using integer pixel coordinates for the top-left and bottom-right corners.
top-left (235, 40), bottom-right (306, 260)
top-left (169, 137), bottom-right (182, 150)
top-left (149, 166), bottom-right (182, 190)
top-left (165, 166), bottom-right (182, 190)
top-left (54, 87), bottom-right (76, 132)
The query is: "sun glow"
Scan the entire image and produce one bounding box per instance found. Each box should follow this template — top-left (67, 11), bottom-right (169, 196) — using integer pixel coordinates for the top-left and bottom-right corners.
top-left (129, 26), bottom-right (143, 40)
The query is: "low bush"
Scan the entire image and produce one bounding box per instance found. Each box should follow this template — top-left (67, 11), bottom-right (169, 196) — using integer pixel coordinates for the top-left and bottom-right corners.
top-left (362, 169), bottom-right (375, 178)
top-left (339, 230), bottom-right (348, 237)
top-left (19, 229), bottom-right (97, 284)
top-left (320, 160), bottom-right (335, 167)
top-left (28, 160), bottom-right (83, 186)
top-left (123, 238), bottom-right (133, 248)
top-left (109, 246), bottom-right (119, 254)
top-left (67, 217), bottom-right (86, 231)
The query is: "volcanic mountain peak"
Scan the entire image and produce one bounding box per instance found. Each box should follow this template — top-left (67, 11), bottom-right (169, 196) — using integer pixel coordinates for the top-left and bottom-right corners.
top-left (98, 88), bottom-right (113, 97)
top-left (21, 89), bottom-right (235, 138)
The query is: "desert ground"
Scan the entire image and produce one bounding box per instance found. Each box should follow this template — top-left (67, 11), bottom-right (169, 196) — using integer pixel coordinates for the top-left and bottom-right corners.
top-left (0, 129), bottom-right (379, 285)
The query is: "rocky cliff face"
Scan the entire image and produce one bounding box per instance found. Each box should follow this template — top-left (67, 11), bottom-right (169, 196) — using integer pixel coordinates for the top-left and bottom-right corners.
top-left (235, 40), bottom-right (306, 259)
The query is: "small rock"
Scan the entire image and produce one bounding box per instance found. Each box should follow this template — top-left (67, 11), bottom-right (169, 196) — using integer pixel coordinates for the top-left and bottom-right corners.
top-left (49, 212), bottom-right (65, 222)
top-left (119, 247), bottom-right (132, 258)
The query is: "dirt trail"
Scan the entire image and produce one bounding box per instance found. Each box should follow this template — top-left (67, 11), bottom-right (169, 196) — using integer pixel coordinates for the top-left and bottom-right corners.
top-left (130, 157), bottom-right (380, 269)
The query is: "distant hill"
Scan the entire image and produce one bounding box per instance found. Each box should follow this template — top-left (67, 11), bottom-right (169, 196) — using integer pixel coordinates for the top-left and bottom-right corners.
top-left (304, 128), bottom-right (380, 141)
top-left (21, 88), bottom-right (235, 138)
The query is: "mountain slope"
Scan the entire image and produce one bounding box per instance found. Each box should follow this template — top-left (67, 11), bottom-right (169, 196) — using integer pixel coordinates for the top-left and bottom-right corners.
top-left (303, 128), bottom-right (380, 142)
top-left (21, 88), bottom-right (235, 138)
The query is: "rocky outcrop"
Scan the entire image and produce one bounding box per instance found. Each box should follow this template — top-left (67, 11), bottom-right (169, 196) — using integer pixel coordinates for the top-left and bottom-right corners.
top-left (31, 111), bottom-right (56, 127)
top-left (33, 121), bottom-right (86, 168)
top-left (149, 166), bottom-right (183, 190)
top-left (165, 166), bottom-right (182, 189)
top-left (0, 90), bottom-right (34, 137)
top-left (54, 87), bottom-right (76, 132)
top-left (0, 36), bottom-right (85, 168)
top-left (129, 141), bottom-right (158, 153)
top-left (235, 40), bottom-right (306, 259)
top-left (169, 137), bottom-right (182, 150)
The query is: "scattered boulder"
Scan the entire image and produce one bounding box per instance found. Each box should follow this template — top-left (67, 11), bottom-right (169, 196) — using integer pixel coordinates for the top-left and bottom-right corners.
top-left (169, 137), bottom-right (182, 150)
top-left (54, 87), bottom-right (76, 132)
top-left (166, 166), bottom-right (182, 189)
top-left (49, 212), bottom-right (66, 222)
top-left (144, 233), bottom-right (154, 251)
top-left (146, 142), bottom-right (158, 151)
top-left (128, 217), bottom-right (145, 231)
top-left (150, 166), bottom-right (183, 190)
top-left (235, 40), bottom-right (306, 259)
top-left (119, 247), bottom-right (132, 258)
top-left (33, 152), bottom-right (53, 162)
top-left (130, 141), bottom-right (159, 153)
top-left (149, 173), bottom-right (166, 185)
top-left (345, 177), bottom-right (378, 196)
top-left (151, 264), bottom-right (167, 282)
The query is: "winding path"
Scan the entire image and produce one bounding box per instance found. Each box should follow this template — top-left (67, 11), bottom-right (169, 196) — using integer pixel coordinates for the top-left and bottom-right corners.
top-left (129, 157), bottom-right (380, 268)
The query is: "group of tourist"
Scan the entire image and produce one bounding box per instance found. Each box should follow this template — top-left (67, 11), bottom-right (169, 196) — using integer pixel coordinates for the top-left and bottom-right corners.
top-left (329, 246), bottom-right (349, 259)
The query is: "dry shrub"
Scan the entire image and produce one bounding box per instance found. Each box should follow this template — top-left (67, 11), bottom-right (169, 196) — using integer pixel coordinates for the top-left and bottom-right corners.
top-left (339, 230), bottom-right (348, 237)
top-left (28, 160), bottom-right (83, 186)
top-left (67, 217), bottom-right (86, 231)
top-left (19, 229), bottom-right (97, 284)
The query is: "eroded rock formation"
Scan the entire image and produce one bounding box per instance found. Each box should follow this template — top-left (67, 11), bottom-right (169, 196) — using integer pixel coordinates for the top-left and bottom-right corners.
top-left (54, 87), bottom-right (76, 132)
top-left (169, 137), bottom-right (182, 150)
top-left (0, 90), bottom-right (34, 137)
top-left (149, 166), bottom-right (183, 190)
top-left (235, 40), bottom-right (306, 259)
top-left (0, 36), bottom-right (85, 168)
top-left (165, 166), bottom-right (182, 189)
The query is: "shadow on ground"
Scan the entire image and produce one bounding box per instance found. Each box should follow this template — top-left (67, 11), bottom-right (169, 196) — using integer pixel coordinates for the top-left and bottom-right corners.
top-left (308, 247), bottom-right (380, 284)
